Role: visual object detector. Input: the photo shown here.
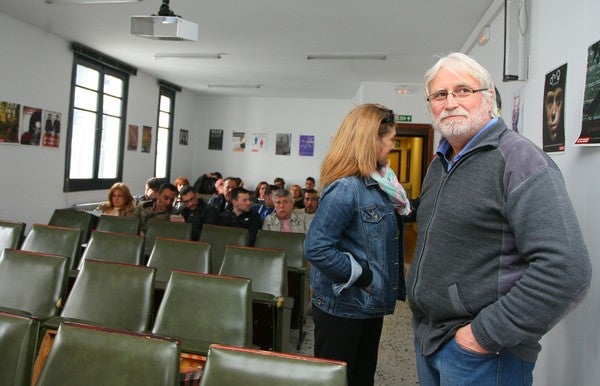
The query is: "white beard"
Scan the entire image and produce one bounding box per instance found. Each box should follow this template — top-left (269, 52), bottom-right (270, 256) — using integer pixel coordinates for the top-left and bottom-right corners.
top-left (432, 104), bottom-right (491, 140)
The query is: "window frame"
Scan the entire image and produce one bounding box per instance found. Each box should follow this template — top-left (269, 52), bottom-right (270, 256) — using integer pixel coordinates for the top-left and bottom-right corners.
top-left (63, 52), bottom-right (130, 192)
top-left (154, 86), bottom-right (175, 181)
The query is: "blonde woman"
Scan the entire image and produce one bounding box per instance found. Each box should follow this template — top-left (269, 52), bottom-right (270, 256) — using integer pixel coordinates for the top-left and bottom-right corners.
top-left (98, 182), bottom-right (136, 216)
top-left (305, 104), bottom-right (410, 386)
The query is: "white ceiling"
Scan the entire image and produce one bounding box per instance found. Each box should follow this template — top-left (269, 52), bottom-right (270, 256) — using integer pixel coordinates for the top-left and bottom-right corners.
top-left (0, 0), bottom-right (495, 99)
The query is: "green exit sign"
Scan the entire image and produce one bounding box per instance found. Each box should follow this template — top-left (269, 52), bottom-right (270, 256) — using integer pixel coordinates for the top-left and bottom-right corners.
top-left (395, 114), bottom-right (412, 122)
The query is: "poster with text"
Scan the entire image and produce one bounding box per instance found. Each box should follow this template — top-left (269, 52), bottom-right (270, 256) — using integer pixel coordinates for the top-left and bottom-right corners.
top-left (299, 135), bottom-right (314, 156)
top-left (251, 133), bottom-right (267, 153)
top-left (576, 40), bottom-right (600, 145)
top-left (232, 131), bottom-right (246, 152)
top-left (20, 106), bottom-right (43, 146)
top-left (275, 133), bottom-right (291, 155)
top-left (128, 124), bottom-right (138, 150)
top-left (141, 125), bottom-right (152, 153)
top-left (542, 63), bottom-right (567, 153)
top-left (0, 101), bottom-right (20, 144)
top-left (41, 110), bottom-right (61, 148)
top-left (209, 129), bottom-right (223, 150)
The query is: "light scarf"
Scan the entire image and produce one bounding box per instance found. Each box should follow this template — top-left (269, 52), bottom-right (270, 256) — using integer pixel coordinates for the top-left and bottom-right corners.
top-left (370, 166), bottom-right (411, 216)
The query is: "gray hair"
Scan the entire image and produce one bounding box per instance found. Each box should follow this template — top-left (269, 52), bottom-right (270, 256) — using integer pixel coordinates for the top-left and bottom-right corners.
top-left (271, 188), bottom-right (292, 202)
top-left (423, 53), bottom-right (499, 118)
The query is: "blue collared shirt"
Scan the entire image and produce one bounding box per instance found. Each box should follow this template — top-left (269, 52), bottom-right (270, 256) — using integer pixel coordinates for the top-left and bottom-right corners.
top-left (437, 118), bottom-right (498, 171)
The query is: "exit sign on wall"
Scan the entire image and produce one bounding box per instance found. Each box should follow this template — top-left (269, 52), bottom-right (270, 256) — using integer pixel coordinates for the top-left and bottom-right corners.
top-left (395, 114), bottom-right (412, 122)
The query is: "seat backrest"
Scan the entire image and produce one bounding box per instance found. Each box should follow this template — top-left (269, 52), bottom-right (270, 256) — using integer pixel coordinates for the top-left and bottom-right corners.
top-left (144, 220), bottom-right (193, 256)
top-left (48, 208), bottom-right (94, 243)
top-left (199, 224), bottom-right (249, 273)
top-left (36, 322), bottom-right (180, 386)
top-left (199, 344), bottom-right (347, 386)
top-left (0, 219), bottom-right (25, 250)
top-left (0, 249), bottom-right (68, 320)
top-left (147, 237), bottom-right (212, 282)
top-left (20, 224), bottom-right (82, 270)
top-left (0, 311), bottom-right (40, 386)
top-left (254, 230), bottom-right (307, 269)
top-left (60, 259), bottom-right (155, 332)
top-left (152, 271), bottom-right (252, 352)
top-left (219, 245), bottom-right (287, 297)
top-left (96, 214), bottom-right (140, 235)
top-left (79, 230), bottom-right (145, 269)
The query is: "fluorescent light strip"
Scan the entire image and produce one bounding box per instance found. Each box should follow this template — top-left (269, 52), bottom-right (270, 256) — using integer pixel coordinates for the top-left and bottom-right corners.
top-left (153, 53), bottom-right (222, 59)
top-left (45, 0), bottom-right (141, 4)
top-left (306, 54), bottom-right (387, 60)
top-left (208, 84), bottom-right (261, 89)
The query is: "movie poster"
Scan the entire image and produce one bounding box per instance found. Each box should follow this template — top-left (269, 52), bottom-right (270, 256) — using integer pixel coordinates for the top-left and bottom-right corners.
top-left (542, 64), bottom-right (567, 153)
top-left (0, 101), bottom-right (20, 144)
top-left (275, 133), bottom-right (291, 155)
top-left (251, 133), bottom-right (267, 153)
top-left (576, 40), bottom-right (600, 145)
top-left (299, 135), bottom-right (314, 156)
top-left (209, 129), bottom-right (223, 150)
top-left (128, 124), bottom-right (138, 150)
top-left (41, 110), bottom-right (61, 148)
top-left (141, 125), bottom-right (152, 153)
top-left (232, 131), bottom-right (246, 152)
top-left (20, 106), bottom-right (43, 146)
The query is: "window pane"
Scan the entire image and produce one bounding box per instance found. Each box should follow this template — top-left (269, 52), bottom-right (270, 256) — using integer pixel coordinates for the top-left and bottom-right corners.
top-left (98, 115), bottom-right (120, 178)
top-left (159, 95), bottom-right (171, 113)
top-left (69, 109), bottom-right (96, 179)
top-left (158, 111), bottom-right (170, 128)
top-left (104, 74), bottom-right (123, 98)
top-left (103, 94), bottom-right (122, 117)
top-left (76, 64), bottom-right (99, 90)
top-left (74, 86), bottom-right (98, 111)
top-left (155, 127), bottom-right (169, 178)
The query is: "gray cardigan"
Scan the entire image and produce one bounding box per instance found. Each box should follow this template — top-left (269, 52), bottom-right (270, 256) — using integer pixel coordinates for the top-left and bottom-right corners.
top-left (407, 118), bottom-right (591, 362)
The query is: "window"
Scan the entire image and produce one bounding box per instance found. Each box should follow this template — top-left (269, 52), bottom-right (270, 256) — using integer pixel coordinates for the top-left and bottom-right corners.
top-left (64, 45), bottom-right (134, 192)
top-left (154, 86), bottom-right (175, 180)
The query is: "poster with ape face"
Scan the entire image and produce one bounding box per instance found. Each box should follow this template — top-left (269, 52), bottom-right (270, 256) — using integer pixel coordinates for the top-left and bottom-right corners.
top-left (542, 63), bottom-right (566, 153)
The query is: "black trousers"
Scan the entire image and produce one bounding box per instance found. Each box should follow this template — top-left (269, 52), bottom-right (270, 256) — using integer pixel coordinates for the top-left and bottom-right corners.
top-left (313, 306), bottom-right (384, 386)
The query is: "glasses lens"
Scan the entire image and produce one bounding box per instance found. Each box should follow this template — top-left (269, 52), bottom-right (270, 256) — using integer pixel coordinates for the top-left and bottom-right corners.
top-left (454, 87), bottom-right (474, 98)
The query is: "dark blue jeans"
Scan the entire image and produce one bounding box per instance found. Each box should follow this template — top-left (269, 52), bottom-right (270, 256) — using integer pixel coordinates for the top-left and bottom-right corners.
top-left (415, 337), bottom-right (535, 386)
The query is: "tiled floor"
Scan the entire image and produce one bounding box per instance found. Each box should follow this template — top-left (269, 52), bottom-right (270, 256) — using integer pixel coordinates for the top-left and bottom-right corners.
top-left (289, 300), bottom-right (419, 385)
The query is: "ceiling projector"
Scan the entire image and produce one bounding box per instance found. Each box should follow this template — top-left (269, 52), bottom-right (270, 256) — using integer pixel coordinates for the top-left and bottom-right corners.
top-left (130, 15), bottom-right (198, 41)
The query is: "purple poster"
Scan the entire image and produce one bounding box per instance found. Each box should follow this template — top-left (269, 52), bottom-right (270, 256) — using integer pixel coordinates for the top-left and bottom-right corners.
top-left (299, 135), bottom-right (314, 156)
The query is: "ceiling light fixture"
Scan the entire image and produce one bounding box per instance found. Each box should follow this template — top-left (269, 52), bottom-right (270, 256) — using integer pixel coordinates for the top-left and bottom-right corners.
top-left (153, 53), bottom-right (222, 59)
top-left (394, 85), bottom-right (411, 95)
top-left (45, 0), bottom-right (141, 3)
top-left (478, 25), bottom-right (491, 46)
top-left (208, 83), bottom-right (261, 89)
top-left (306, 54), bottom-right (387, 60)
top-left (131, 0), bottom-right (198, 41)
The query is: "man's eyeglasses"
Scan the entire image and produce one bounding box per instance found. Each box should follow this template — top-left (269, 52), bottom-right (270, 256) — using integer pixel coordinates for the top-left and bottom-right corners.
top-left (381, 110), bottom-right (395, 124)
top-left (427, 87), bottom-right (488, 104)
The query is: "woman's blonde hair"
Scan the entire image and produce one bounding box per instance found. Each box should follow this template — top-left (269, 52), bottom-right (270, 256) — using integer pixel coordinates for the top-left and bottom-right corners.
top-left (320, 104), bottom-right (395, 188)
top-left (99, 182), bottom-right (135, 216)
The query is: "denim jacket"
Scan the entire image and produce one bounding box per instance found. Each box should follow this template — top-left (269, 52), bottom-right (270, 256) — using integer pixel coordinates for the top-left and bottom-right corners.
top-left (305, 175), bottom-right (404, 319)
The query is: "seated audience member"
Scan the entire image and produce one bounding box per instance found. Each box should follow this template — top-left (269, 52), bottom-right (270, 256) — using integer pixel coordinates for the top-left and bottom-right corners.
top-left (273, 177), bottom-right (285, 189)
top-left (207, 176), bottom-right (238, 213)
top-left (304, 176), bottom-right (316, 191)
top-left (135, 177), bottom-right (163, 203)
top-left (171, 185), bottom-right (219, 240)
top-left (262, 189), bottom-right (307, 233)
top-left (173, 176), bottom-right (190, 210)
top-left (98, 182), bottom-right (136, 216)
top-left (220, 187), bottom-right (262, 246)
top-left (293, 188), bottom-right (319, 229)
top-left (252, 184), bottom-right (276, 220)
top-left (133, 183), bottom-right (179, 233)
top-left (233, 177), bottom-right (244, 188)
top-left (289, 184), bottom-right (304, 209)
top-left (253, 181), bottom-right (269, 204)
top-left (193, 171), bottom-right (222, 194)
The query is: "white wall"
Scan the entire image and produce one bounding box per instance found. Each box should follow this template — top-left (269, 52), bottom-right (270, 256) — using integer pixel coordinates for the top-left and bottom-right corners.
top-left (189, 96), bottom-right (353, 190)
top-left (467, 1), bottom-right (600, 385)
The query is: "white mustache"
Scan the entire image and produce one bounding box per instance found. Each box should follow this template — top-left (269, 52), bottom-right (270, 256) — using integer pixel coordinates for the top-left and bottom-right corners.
top-left (439, 108), bottom-right (469, 120)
